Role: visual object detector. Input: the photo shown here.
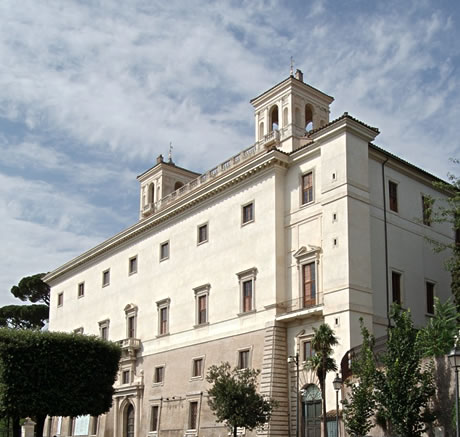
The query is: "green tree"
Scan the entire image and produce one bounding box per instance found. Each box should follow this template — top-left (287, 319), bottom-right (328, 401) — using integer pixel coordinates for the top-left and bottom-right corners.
top-left (0, 329), bottom-right (121, 437)
top-left (374, 305), bottom-right (435, 437)
top-left (305, 323), bottom-right (338, 437)
top-left (10, 273), bottom-right (50, 306)
top-left (206, 362), bottom-right (276, 437)
top-left (342, 319), bottom-right (377, 437)
top-left (0, 304), bottom-right (49, 330)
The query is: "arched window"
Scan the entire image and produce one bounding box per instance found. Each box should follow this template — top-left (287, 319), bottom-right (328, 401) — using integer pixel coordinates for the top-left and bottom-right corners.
top-left (174, 181), bottom-right (184, 191)
top-left (259, 122), bottom-right (265, 139)
top-left (283, 107), bottom-right (288, 127)
top-left (301, 384), bottom-right (321, 437)
top-left (148, 183), bottom-right (154, 204)
top-left (269, 105), bottom-right (279, 132)
top-left (305, 105), bottom-right (314, 132)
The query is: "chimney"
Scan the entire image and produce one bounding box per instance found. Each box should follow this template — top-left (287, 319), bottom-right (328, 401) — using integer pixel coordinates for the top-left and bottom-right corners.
top-left (156, 154), bottom-right (164, 164)
top-left (295, 69), bottom-right (303, 82)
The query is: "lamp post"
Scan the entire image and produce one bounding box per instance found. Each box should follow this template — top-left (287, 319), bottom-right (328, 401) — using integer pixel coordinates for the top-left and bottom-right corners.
top-left (288, 353), bottom-right (300, 437)
top-left (332, 373), bottom-right (342, 437)
top-left (448, 345), bottom-right (460, 437)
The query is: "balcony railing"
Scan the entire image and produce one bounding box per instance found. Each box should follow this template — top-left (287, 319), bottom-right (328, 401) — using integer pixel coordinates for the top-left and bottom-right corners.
top-left (117, 338), bottom-right (141, 350)
top-left (277, 295), bottom-right (323, 316)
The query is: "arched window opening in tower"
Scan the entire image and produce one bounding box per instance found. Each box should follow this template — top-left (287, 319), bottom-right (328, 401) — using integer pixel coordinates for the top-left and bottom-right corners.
top-left (270, 105), bottom-right (279, 132)
top-left (305, 104), bottom-right (313, 132)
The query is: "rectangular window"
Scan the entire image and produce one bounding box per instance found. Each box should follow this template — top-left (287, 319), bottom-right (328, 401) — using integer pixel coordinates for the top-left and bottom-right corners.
top-left (422, 195), bottom-right (432, 226)
top-left (242, 280), bottom-right (253, 313)
top-left (90, 417), bottom-right (98, 436)
top-left (392, 271), bottom-right (402, 304)
top-left (197, 295), bottom-right (207, 325)
top-left (129, 256), bottom-right (138, 275)
top-left (77, 282), bottom-right (85, 298)
top-left (99, 320), bottom-right (109, 340)
top-left (426, 282), bottom-right (435, 315)
top-left (160, 241), bottom-right (169, 261)
top-left (122, 370), bottom-right (130, 384)
top-left (154, 366), bottom-right (164, 384)
top-left (127, 316), bottom-right (135, 338)
top-left (189, 402), bottom-right (198, 430)
top-left (192, 358), bottom-right (203, 378)
top-left (302, 263), bottom-right (316, 308)
top-left (150, 406), bottom-right (159, 432)
top-left (302, 172), bottom-right (314, 205)
top-left (389, 181), bottom-right (398, 212)
top-left (57, 292), bottom-right (64, 307)
top-left (159, 307), bottom-right (168, 335)
top-left (102, 269), bottom-right (110, 287)
top-left (238, 349), bottom-right (250, 369)
top-left (302, 340), bottom-right (313, 361)
top-left (242, 202), bottom-right (254, 225)
top-left (197, 224), bottom-right (208, 244)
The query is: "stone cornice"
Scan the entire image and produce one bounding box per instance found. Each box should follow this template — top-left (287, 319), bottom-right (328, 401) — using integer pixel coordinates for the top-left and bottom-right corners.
top-left (44, 150), bottom-right (289, 284)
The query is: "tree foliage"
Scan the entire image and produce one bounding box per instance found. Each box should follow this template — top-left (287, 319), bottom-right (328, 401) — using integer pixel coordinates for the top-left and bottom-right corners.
top-left (374, 305), bottom-right (435, 437)
top-left (0, 305), bottom-right (49, 330)
top-left (305, 323), bottom-right (338, 437)
top-left (206, 362), bottom-right (276, 437)
top-left (0, 329), bottom-right (121, 437)
top-left (10, 273), bottom-right (50, 306)
top-left (342, 319), bottom-right (377, 437)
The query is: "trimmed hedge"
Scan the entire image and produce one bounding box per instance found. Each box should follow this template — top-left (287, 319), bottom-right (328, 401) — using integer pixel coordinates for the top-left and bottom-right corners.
top-left (0, 328), bottom-right (121, 418)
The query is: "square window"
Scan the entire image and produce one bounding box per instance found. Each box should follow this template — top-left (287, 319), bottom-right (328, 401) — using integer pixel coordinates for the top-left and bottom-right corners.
top-left (57, 292), bottom-right (64, 307)
top-left (189, 401), bottom-right (198, 430)
top-left (389, 181), bottom-right (398, 212)
top-left (102, 269), bottom-right (110, 287)
top-left (150, 406), bottom-right (159, 432)
top-left (238, 349), bottom-right (250, 369)
top-left (129, 256), bottom-right (138, 275)
top-left (301, 172), bottom-right (314, 205)
top-left (426, 282), bottom-right (435, 315)
top-left (392, 271), bottom-right (402, 305)
top-left (242, 202), bottom-right (254, 225)
top-left (122, 370), bottom-right (130, 384)
top-left (197, 224), bottom-right (208, 244)
top-left (422, 195), bottom-right (432, 226)
top-left (302, 263), bottom-right (316, 308)
top-left (192, 358), bottom-right (203, 378)
top-left (77, 282), bottom-right (85, 298)
top-left (160, 241), bottom-right (169, 261)
top-left (154, 366), bottom-right (164, 384)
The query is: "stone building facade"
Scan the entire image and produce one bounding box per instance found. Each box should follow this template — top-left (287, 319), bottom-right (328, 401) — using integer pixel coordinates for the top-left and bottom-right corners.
top-left (44, 71), bottom-right (453, 437)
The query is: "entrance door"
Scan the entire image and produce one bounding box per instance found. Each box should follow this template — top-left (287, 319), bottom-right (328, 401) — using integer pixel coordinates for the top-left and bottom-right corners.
top-left (301, 385), bottom-right (321, 437)
top-left (126, 405), bottom-right (135, 437)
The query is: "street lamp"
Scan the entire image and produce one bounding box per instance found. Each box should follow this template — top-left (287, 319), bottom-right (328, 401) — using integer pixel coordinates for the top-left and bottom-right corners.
top-left (288, 354), bottom-right (300, 437)
top-left (448, 345), bottom-right (460, 437)
top-left (332, 373), bottom-right (342, 437)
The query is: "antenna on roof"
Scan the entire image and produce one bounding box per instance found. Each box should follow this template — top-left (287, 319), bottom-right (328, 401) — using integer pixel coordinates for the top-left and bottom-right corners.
top-left (168, 142), bottom-right (173, 163)
top-left (290, 56), bottom-right (295, 76)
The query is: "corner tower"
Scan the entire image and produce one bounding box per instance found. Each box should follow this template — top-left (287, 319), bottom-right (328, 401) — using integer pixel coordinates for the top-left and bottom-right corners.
top-left (250, 69), bottom-right (334, 153)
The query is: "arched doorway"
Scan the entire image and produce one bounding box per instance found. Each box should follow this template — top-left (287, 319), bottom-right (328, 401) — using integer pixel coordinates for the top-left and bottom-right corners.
top-left (301, 384), bottom-right (321, 437)
top-left (125, 404), bottom-right (135, 437)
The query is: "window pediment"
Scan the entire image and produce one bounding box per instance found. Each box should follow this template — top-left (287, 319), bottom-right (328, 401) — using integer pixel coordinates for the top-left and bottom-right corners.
top-left (124, 303), bottom-right (138, 315)
top-left (293, 245), bottom-right (321, 263)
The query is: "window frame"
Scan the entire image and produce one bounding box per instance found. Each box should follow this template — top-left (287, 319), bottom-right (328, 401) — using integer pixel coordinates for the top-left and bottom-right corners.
top-left (241, 201), bottom-right (255, 226)
top-left (425, 280), bottom-right (435, 315)
top-left (122, 369), bottom-right (130, 385)
top-left (128, 255), bottom-right (138, 275)
top-left (57, 292), bottom-right (64, 307)
top-left (197, 222), bottom-right (209, 245)
top-left (102, 269), bottom-right (110, 287)
top-left (153, 365), bottom-right (165, 386)
top-left (99, 319), bottom-right (110, 340)
top-left (188, 401), bottom-right (199, 431)
top-left (237, 347), bottom-right (252, 370)
top-left (193, 284), bottom-right (210, 327)
top-left (236, 268), bottom-right (257, 315)
top-left (301, 170), bottom-right (314, 206)
top-left (391, 270), bottom-right (403, 305)
top-left (77, 282), bottom-right (85, 298)
top-left (124, 304), bottom-right (138, 339)
top-left (149, 404), bottom-right (160, 433)
top-left (191, 356), bottom-right (205, 380)
top-left (160, 241), bottom-right (170, 261)
top-left (301, 339), bottom-right (314, 362)
top-left (156, 298), bottom-right (170, 336)
top-left (293, 246), bottom-right (321, 309)
top-left (388, 180), bottom-right (398, 213)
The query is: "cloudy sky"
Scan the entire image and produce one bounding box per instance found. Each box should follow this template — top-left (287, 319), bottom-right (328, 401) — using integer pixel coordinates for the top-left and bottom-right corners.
top-left (1, 0), bottom-right (459, 306)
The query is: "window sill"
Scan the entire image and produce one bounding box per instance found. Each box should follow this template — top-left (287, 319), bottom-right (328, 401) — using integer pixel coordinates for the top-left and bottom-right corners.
top-left (156, 333), bottom-right (170, 338)
top-left (102, 283), bottom-right (110, 288)
top-left (425, 312), bottom-right (434, 318)
top-left (152, 382), bottom-right (164, 387)
top-left (128, 271), bottom-right (137, 276)
top-left (190, 375), bottom-right (204, 381)
top-left (241, 220), bottom-right (254, 227)
top-left (237, 309), bottom-right (256, 317)
top-left (300, 200), bottom-right (314, 209)
top-left (193, 322), bottom-right (209, 329)
top-left (159, 257), bottom-right (169, 262)
top-left (197, 240), bottom-right (208, 246)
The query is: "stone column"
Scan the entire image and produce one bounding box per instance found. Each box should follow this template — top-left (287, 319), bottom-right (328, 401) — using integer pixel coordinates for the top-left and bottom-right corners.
top-left (21, 418), bottom-right (36, 437)
top-left (258, 321), bottom-right (289, 437)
